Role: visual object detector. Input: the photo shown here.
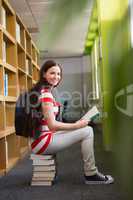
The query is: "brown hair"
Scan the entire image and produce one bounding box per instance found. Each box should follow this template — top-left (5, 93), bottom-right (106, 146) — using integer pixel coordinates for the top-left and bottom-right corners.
top-left (39, 60), bottom-right (62, 87)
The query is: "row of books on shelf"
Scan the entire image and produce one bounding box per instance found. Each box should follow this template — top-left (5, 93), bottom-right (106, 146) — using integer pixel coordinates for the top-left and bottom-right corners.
top-left (30, 154), bottom-right (57, 186)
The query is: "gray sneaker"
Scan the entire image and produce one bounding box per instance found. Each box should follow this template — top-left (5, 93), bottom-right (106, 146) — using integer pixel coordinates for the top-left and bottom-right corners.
top-left (85, 172), bottom-right (114, 184)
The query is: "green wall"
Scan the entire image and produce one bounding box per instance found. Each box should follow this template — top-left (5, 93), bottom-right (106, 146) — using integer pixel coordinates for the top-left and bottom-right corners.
top-left (97, 0), bottom-right (133, 198)
top-left (97, 0), bottom-right (130, 148)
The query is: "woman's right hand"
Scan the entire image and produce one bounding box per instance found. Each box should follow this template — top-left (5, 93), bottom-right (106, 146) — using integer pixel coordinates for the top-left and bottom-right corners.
top-left (75, 119), bottom-right (88, 129)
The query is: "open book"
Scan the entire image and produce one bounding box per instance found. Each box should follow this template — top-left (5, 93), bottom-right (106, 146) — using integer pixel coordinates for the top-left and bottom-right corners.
top-left (81, 106), bottom-right (100, 122)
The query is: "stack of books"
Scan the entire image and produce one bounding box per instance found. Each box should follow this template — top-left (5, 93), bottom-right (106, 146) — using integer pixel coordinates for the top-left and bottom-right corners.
top-left (30, 154), bottom-right (57, 186)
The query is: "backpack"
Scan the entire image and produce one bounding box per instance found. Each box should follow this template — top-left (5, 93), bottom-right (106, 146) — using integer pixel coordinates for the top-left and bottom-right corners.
top-left (15, 91), bottom-right (42, 138)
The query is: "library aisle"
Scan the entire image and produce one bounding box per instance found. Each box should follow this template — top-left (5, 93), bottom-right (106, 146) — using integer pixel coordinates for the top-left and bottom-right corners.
top-left (0, 130), bottom-right (125, 200)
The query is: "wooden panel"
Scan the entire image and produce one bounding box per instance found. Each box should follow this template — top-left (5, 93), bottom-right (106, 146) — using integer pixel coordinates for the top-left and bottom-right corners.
top-left (0, 137), bottom-right (7, 171)
top-left (18, 70), bottom-right (26, 93)
top-left (0, 101), bottom-right (5, 132)
top-left (5, 102), bottom-right (15, 127)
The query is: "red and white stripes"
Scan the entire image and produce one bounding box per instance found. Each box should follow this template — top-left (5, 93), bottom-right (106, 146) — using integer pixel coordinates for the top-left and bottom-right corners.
top-left (31, 88), bottom-right (60, 154)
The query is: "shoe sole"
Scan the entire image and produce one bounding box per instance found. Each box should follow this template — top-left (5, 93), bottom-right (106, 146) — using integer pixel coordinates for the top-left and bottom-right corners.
top-left (85, 175), bottom-right (114, 185)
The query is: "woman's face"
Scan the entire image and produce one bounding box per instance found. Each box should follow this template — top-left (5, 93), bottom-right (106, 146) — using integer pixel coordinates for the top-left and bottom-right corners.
top-left (43, 65), bottom-right (61, 86)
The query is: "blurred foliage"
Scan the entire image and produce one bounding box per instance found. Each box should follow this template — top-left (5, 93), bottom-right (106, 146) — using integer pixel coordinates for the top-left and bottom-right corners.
top-left (100, 6), bottom-right (133, 199)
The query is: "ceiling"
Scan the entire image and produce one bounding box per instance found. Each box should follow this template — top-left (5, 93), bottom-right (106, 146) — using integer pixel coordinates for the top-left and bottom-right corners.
top-left (9, 0), bottom-right (93, 58)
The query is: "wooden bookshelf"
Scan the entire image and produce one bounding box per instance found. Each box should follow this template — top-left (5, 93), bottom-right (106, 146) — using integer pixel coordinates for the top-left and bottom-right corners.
top-left (1, 0), bottom-right (16, 38)
top-left (6, 134), bottom-right (19, 172)
top-left (25, 30), bottom-right (31, 57)
top-left (17, 43), bottom-right (26, 71)
top-left (27, 76), bottom-right (32, 91)
top-left (16, 15), bottom-right (25, 48)
top-left (0, 0), bottom-right (40, 175)
top-left (5, 102), bottom-right (15, 127)
top-left (0, 65), bottom-right (4, 95)
top-left (0, 137), bottom-right (7, 175)
top-left (26, 56), bottom-right (32, 76)
top-left (4, 68), bottom-right (17, 96)
top-left (18, 70), bottom-right (26, 94)
top-left (3, 31), bottom-right (17, 67)
top-left (0, 31), bottom-right (2, 61)
top-left (0, 101), bottom-right (5, 132)
top-left (33, 62), bottom-right (39, 82)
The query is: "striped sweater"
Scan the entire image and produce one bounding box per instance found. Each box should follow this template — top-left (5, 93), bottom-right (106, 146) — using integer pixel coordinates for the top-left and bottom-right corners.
top-left (31, 88), bottom-right (60, 154)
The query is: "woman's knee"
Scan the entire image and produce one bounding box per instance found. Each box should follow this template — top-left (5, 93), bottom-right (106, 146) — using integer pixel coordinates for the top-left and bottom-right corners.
top-left (81, 126), bottom-right (94, 138)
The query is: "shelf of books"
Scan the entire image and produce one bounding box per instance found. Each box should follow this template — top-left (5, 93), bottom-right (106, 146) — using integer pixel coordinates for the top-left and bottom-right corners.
top-left (0, 0), bottom-right (40, 176)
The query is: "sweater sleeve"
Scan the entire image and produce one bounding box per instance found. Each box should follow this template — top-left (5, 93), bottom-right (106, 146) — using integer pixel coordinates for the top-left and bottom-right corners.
top-left (39, 88), bottom-right (54, 104)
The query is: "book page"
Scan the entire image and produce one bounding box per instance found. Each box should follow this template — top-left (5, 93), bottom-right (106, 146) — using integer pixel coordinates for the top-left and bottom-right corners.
top-left (81, 106), bottom-right (100, 122)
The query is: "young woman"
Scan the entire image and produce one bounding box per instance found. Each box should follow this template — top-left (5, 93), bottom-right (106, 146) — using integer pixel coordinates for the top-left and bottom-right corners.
top-left (30, 60), bottom-right (114, 184)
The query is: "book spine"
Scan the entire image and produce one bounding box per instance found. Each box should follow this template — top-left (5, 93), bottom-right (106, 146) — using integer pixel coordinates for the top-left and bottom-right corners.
top-left (2, 41), bottom-right (6, 63)
top-left (33, 166), bottom-right (56, 171)
top-left (32, 173), bottom-right (55, 178)
top-left (26, 59), bottom-right (29, 74)
top-left (16, 22), bottom-right (21, 43)
top-left (30, 154), bottom-right (53, 160)
top-left (32, 159), bottom-right (55, 165)
top-left (4, 73), bottom-right (8, 96)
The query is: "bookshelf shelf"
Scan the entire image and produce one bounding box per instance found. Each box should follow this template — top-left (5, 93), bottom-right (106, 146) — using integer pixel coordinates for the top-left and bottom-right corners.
top-left (0, 126), bottom-right (15, 139)
top-left (0, 0), bottom-right (40, 175)
top-left (17, 41), bottom-right (25, 53)
top-left (0, 95), bottom-right (4, 101)
top-left (4, 96), bottom-right (17, 102)
top-left (4, 62), bottom-right (17, 73)
top-left (3, 28), bottom-right (16, 44)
